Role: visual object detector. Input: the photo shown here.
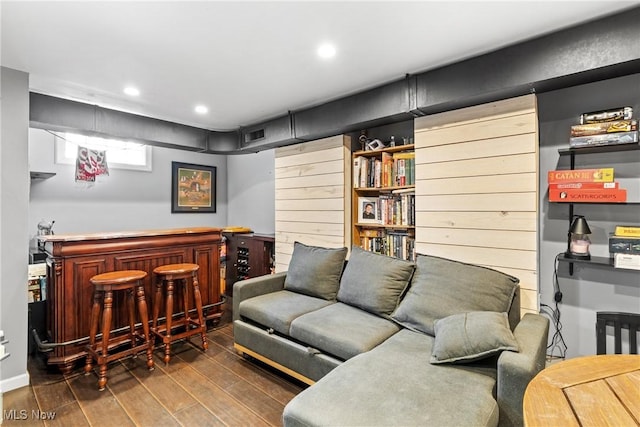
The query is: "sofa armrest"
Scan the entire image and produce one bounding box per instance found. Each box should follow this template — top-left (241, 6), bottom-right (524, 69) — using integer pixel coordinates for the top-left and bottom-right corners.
top-left (232, 272), bottom-right (287, 322)
top-left (496, 313), bottom-right (549, 427)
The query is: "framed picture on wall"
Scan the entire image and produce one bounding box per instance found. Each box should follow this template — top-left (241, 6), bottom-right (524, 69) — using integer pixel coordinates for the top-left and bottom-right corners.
top-left (171, 161), bottom-right (217, 213)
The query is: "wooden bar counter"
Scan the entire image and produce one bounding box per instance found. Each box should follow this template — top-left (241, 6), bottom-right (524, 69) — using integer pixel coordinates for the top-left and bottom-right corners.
top-left (41, 227), bottom-right (223, 372)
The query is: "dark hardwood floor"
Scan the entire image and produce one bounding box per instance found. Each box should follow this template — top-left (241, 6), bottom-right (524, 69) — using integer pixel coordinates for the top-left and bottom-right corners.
top-left (2, 313), bottom-right (306, 426)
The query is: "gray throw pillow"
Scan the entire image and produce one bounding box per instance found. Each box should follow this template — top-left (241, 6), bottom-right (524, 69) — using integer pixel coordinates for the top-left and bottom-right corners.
top-left (430, 311), bottom-right (519, 364)
top-left (337, 246), bottom-right (415, 316)
top-left (284, 242), bottom-right (348, 300)
top-left (392, 254), bottom-right (519, 335)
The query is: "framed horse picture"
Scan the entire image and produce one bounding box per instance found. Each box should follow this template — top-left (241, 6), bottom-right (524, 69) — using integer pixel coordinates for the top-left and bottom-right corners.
top-left (171, 162), bottom-right (217, 213)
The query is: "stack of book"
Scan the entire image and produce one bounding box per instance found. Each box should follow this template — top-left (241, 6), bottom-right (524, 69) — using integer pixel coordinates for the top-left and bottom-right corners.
top-left (569, 107), bottom-right (638, 148)
top-left (609, 225), bottom-right (640, 270)
top-left (358, 228), bottom-right (415, 261)
top-left (548, 168), bottom-right (627, 203)
top-left (353, 151), bottom-right (415, 189)
top-left (378, 190), bottom-right (415, 226)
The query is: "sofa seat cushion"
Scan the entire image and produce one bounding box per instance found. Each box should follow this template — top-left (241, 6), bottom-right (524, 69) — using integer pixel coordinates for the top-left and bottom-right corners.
top-left (238, 290), bottom-right (333, 335)
top-left (289, 302), bottom-right (401, 361)
top-left (392, 254), bottom-right (519, 336)
top-left (283, 329), bottom-right (499, 427)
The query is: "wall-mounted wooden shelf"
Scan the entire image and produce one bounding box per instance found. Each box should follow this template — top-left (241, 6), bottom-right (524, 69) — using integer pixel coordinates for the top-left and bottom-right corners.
top-left (558, 254), bottom-right (639, 275)
top-left (558, 144), bottom-right (640, 156)
top-left (30, 171), bottom-right (56, 180)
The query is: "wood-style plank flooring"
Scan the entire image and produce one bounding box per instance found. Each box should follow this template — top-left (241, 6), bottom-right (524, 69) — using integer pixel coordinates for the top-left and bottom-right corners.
top-left (2, 314), bottom-right (306, 426)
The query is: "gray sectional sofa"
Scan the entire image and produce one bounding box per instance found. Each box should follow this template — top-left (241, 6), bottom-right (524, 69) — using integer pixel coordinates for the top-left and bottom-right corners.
top-left (233, 243), bottom-right (549, 427)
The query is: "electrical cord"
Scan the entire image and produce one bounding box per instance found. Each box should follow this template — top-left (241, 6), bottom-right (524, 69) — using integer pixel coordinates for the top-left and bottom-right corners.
top-left (540, 253), bottom-right (568, 359)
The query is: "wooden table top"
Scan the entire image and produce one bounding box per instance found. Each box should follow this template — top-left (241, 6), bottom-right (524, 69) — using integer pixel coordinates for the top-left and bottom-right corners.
top-left (523, 354), bottom-right (640, 427)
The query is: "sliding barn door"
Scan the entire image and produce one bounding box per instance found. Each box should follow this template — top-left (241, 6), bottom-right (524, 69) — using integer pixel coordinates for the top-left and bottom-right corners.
top-left (414, 95), bottom-right (539, 315)
top-left (274, 135), bottom-right (352, 272)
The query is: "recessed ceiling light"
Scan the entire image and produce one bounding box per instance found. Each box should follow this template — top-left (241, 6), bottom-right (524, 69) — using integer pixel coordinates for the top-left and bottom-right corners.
top-left (195, 105), bottom-right (209, 114)
top-left (317, 43), bottom-right (336, 59)
top-left (123, 86), bottom-right (140, 96)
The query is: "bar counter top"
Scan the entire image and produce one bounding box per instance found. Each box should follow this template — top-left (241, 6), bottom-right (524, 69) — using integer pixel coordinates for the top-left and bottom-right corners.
top-left (40, 226), bottom-right (222, 242)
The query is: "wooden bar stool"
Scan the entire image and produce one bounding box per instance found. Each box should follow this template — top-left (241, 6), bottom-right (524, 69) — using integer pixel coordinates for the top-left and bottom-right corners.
top-left (84, 270), bottom-right (154, 391)
top-left (151, 263), bottom-right (208, 364)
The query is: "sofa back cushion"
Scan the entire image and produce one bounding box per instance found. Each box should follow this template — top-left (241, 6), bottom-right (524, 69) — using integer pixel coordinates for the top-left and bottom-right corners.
top-left (284, 242), bottom-right (348, 300)
top-left (337, 246), bottom-right (415, 316)
top-left (392, 254), bottom-right (519, 335)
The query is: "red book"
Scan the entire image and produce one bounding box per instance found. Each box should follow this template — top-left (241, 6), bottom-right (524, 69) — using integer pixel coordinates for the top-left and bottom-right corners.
top-left (547, 168), bottom-right (614, 184)
top-left (549, 182), bottom-right (619, 190)
top-left (549, 188), bottom-right (627, 203)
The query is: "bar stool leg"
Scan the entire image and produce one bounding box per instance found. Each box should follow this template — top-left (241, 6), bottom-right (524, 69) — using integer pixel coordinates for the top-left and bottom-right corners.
top-left (98, 290), bottom-right (113, 391)
top-left (152, 278), bottom-right (162, 333)
top-left (85, 290), bottom-right (102, 375)
top-left (127, 288), bottom-right (136, 357)
top-left (136, 284), bottom-right (154, 370)
top-left (181, 278), bottom-right (190, 342)
top-left (164, 279), bottom-right (175, 365)
top-left (192, 272), bottom-right (208, 350)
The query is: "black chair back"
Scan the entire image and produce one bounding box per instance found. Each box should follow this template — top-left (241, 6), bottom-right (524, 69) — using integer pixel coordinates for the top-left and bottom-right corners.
top-left (596, 311), bottom-right (640, 354)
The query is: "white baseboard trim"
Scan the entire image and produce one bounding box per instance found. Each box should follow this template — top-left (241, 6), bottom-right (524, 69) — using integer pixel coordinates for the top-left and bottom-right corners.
top-left (0, 372), bottom-right (30, 393)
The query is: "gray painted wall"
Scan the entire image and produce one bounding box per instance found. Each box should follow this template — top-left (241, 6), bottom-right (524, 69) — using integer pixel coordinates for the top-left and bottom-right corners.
top-left (226, 150), bottom-right (275, 235)
top-left (28, 129), bottom-right (228, 244)
top-left (0, 67), bottom-right (30, 392)
top-left (538, 73), bottom-right (640, 358)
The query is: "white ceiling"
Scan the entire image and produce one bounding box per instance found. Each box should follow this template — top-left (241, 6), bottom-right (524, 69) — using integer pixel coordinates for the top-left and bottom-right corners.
top-left (2, 1), bottom-right (638, 131)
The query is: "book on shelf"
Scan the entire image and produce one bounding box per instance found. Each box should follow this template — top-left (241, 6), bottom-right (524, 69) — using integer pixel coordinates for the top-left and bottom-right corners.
top-left (569, 130), bottom-right (638, 148)
top-left (374, 158), bottom-right (382, 188)
top-left (549, 182), bottom-right (619, 190)
top-left (382, 152), bottom-right (393, 188)
top-left (609, 235), bottom-right (640, 254)
top-left (570, 120), bottom-right (637, 137)
top-left (353, 150), bottom-right (415, 189)
top-left (359, 228), bottom-right (382, 238)
top-left (614, 225), bottom-right (640, 237)
top-left (580, 107), bottom-right (633, 124)
top-left (378, 193), bottom-right (415, 226)
top-left (392, 151), bottom-right (415, 186)
top-left (613, 253), bottom-right (640, 270)
top-left (549, 188), bottom-right (627, 203)
top-left (547, 168), bottom-right (614, 184)
top-left (385, 231), bottom-right (415, 261)
top-left (358, 229), bottom-right (415, 261)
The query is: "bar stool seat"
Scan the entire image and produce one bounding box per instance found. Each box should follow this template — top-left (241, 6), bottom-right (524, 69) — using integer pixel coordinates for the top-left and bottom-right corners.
top-left (152, 263), bottom-right (208, 364)
top-left (84, 270), bottom-right (154, 391)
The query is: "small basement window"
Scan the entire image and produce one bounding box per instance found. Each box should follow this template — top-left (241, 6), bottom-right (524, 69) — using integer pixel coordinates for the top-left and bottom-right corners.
top-left (54, 132), bottom-right (152, 171)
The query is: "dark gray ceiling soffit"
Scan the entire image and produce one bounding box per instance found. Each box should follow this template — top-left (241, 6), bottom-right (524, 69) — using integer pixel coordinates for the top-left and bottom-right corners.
top-left (30, 7), bottom-right (640, 154)
top-left (29, 92), bottom-right (237, 152)
top-left (414, 7), bottom-right (640, 115)
top-left (237, 114), bottom-right (300, 153)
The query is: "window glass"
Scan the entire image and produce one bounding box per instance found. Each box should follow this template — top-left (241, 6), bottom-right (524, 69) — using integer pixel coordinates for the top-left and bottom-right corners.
top-left (55, 133), bottom-right (152, 171)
